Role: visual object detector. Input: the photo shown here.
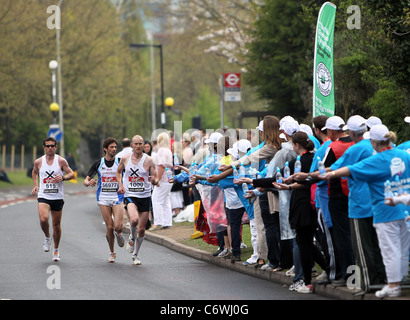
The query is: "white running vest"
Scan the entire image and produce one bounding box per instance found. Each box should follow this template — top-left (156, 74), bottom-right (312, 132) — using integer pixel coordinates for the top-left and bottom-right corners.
top-left (123, 154), bottom-right (152, 198)
top-left (38, 155), bottom-right (64, 200)
top-left (96, 157), bottom-right (124, 202)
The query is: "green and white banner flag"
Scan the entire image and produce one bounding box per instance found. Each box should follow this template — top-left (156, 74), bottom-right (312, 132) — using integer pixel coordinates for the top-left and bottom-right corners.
top-left (313, 2), bottom-right (336, 118)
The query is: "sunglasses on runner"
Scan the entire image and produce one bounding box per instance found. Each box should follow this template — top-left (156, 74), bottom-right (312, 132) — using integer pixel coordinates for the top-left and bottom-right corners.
top-left (44, 145), bottom-right (56, 148)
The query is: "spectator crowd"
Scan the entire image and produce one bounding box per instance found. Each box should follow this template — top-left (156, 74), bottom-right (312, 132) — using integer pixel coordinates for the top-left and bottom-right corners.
top-left (118, 114), bottom-right (410, 298)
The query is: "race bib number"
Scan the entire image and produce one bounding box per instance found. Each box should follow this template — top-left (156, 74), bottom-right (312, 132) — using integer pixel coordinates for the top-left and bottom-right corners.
top-left (101, 176), bottom-right (118, 192)
top-left (43, 178), bottom-right (59, 193)
top-left (128, 176), bottom-right (145, 192)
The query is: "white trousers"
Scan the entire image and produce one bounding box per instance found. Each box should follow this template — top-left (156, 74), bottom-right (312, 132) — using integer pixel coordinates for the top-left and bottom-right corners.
top-left (152, 182), bottom-right (173, 227)
top-left (170, 190), bottom-right (184, 209)
top-left (246, 218), bottom-right (258, 264)
top-left (373, 219), bottom-right (410, 283)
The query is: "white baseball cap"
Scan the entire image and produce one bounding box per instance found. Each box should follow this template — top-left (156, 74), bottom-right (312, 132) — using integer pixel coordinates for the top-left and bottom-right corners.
top-left (342, 115), bottom-right (367, 132)
top-left (256, 120), bottom-right (264, 132)
top-left (366, 116), bottom-right (382, 128)
top-left (404, 116), bottom-right (410, 123)
top-left (279, 116), bottom-right (296, 130)
top-left (204, 132), bottom-right (223, 144)
top-left (236, 139), bottom-right (252, 153)
top-left (282, 120), bottom-right (300, 136)
top-left (227, 142), bottom-right (239, 159)
top-left (369, 124), bottom-right (389, 141)
top-left (299, 124), bottom-right (313, 136)
top-left (322, 116), bottom-right (345, 131)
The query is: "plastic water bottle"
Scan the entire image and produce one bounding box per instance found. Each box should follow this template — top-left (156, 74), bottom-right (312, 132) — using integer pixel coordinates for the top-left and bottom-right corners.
top-left (173, 152), bottom-right (179, 166)
top-left (238, 163), bottom-right (246, 179)
top-left (165, 168), bottom-right (173, 181)
top-left (205, 165), bottom-right (211, 178)
top-left (189, 162), bottom-right (197, 178)
top-left (294, 155), bottom-right (301, 173)
top-left (276, 167), bottom-right (283, 183)
top-left (394, 175), bottom-right (404, 196)
top-left (317, 156), bottom-right (326, 177)
top-left (242, 183), bottom-right (249, 193)
top-left (233, 166), bottom-right (239, 180)
top-left (284, 161), bottom-right (291, 179)
top-left (384, 180), bottom-right (394, 200)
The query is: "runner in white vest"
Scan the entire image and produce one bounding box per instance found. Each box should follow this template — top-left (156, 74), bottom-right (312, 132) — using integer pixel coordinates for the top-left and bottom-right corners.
top-left (84, 137), bottom-right (125, 263)
top-left (117, 135), bottom-right (158, 265)
top-left (32, 137), bottom-right (74, 262)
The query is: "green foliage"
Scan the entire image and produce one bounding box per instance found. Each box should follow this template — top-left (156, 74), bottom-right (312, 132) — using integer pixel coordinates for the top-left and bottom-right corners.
top-left (0, 0), bottom-right (153, 161)
top-left (181, 86), bottom-right (222, 131)
top-left (245, 0), bottom-right (312, 121)
top-left (363, 0), bottom-right (410, 91)
top-left (365, 78), bottom-right (410, 144)
top-left (163, 23), bottom-right (262, 132)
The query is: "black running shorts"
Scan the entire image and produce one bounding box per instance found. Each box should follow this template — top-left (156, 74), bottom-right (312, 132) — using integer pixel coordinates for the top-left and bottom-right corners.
top-left (124, 197), bottom-right (151, 213)
top-left (38, 198), bottom-right (65, 211)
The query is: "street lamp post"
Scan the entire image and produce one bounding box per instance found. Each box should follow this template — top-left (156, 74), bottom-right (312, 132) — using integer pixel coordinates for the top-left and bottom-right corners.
top-left (48, 60), bottom-right (62, 143)
top-left (49, 60), bottom-right (58, 103)
top-left (49, 60), bottom-right (59, 124)
top-left (56, 0), bottom-right (64, 157)
top-left (147, 30), bottom-right (156, 132)
top-left (130, 43), bottom-right (166, 128)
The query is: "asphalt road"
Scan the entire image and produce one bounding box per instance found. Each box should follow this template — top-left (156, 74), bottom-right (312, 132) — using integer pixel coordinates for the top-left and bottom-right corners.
top-left (0, 192), bottom-right (331, 301)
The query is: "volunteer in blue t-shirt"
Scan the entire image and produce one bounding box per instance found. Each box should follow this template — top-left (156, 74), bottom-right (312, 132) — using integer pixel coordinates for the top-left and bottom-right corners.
top-left (330, 115), bottom-right (386, 293)
top-left (321, 124), bottom-right (410, 299)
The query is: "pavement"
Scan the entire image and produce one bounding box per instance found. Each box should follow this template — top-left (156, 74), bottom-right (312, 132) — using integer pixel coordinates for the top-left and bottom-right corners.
top-left (1, 182), bottom-right (409, 300)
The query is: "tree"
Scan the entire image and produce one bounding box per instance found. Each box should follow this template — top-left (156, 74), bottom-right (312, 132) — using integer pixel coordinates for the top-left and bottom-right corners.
top-left (163, 0), bottom-right (261, 66)
top-left (0, 1), bottom-right (53, 148)
top-left (0, 0), bottom-right (153, 161)
top-left (245, 0), bottom-right (312, 120)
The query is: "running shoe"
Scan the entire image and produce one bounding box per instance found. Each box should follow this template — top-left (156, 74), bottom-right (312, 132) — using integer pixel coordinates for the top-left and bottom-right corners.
top-left (116, 232), bottom-right (124, 248)
top-left (316, 270), bottom-right (329, 284)
top-left (212, 248), bottom-right (224, 256)
top-left (261, 263), bottom-right (276, 271)
top-left (126, 235), bottom-right (134, 253)
top-left (375, 285), bottom-right (401, 298)
top-left (108, 252), bottom-right (116, 263)
top-left (132, 254), bottom-right (142, 265)
top-left (43, 237), bottom-right (52, 252)
top-left (296, 284), bottom-right (313, 294)
top-left (289, 279), bottom-right (304, 291)
top-left (52, 249), bottom-right (60, 262)
top-left (217, 248), bottom-right (228, 258)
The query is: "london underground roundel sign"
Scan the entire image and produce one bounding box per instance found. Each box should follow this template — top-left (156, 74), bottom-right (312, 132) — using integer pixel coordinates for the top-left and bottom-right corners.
top-left (224, 73), bottom-right (241, 88)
